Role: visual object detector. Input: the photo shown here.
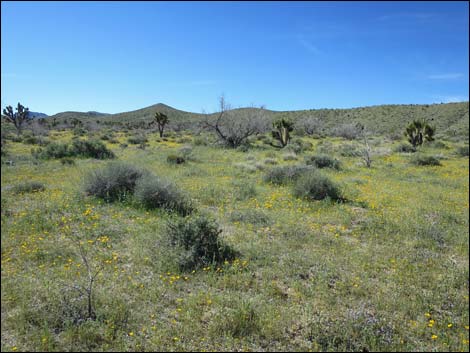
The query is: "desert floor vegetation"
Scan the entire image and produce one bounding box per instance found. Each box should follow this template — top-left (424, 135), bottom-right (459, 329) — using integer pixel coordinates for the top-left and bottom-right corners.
top-left (1, 127), bottom-right (469, 352)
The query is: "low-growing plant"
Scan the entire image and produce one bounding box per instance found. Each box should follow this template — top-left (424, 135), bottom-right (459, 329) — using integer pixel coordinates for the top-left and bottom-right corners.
top-left (337, 143), bottom-right (361, 157)
top-left (305, 154), bottom-right (341, 169)
top-left (37, 140), bottom-right (114, 159)
top-left (211, 299), bottom-right (261, 337)
top-left (410, 155), bottom-right (442, 166)
top-left (167, 154), bottom-right (186, 164)
top-left (60, 157), bottom-right (76, 166)
top-left (229, 209), bottom-right (271, 225)
top-left (282, 152), bottom-right (298, 161)
top-left (165, 213), bottom-right (239, 270)
top-left (71, 139), bottom-right (115, 159)
top-left (40, 142), bottom-right (70, 158)
top-left (426, 140), bottom-right (448, 149)
top-left (84, 162), bottom-right (144, 202)
top-left (456, 145), bottom-right (469, 157)
top-left (134, 175), bottom-right (193, 215)
top-left (233, 162), bottom-right (257, 173)
top-left (394, 143), bottom-right (417, 153)
top-left (12, 181), bottom-right (46, 194)
top-left (293, 171), bottom-right (343, 201)
top-left (264, 157), bottom-right (278, 165)
top-left (332, 123), bottom-right (361, 140)
top-left (231, 180), bottom-right (258, 201)
top-left (263, 165), bottom-right (314, 185)
top-left (127, 135), bottom-right (148, 145)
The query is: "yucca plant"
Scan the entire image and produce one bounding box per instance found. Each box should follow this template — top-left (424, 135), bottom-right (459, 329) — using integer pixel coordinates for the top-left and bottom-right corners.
top-left (272, 117), bottom-right (294, 148)
top-left (405, 119), bottom-right (435, 148)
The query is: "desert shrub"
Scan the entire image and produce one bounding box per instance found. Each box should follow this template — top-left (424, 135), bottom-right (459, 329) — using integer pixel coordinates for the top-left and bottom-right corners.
top-left (229, 209), bottom-right (270, 225)
top-left (332, 123), bottom-right (361, 140)
top-left (12, 181), bottom-right (46, 194)
top-left (127, 135), bottom-right (148, 145)
top-left (337, 143), bottom-right (361, 157)
top-left (176, 136), bottom-right (192, 144)
top-left (293, 172), bottom-right (343, 201)
top-left (134, 175), bottom-right (193, 216)
top-left (71, 139), bottom-right (115, 159)
top-left (264, 158), bottom-right (278, 165)
top-left (23, 135), bottom-right (40, 145)
top-left (287, 139), bottom-right (313, 154)
top-left (60, 157), bottom-right (76, 165)
top-left (394, 143), bottom-right (417, 153)
top-left (233, 163), bottom-right (257, 173)
top-left (167, 154), bottom-right (186, 164)
top-left (73, 127), bottom-right (87, 136)
top-left (38, 140), bottom-right (114, 159)
top-left (178, 145), bottom-right (196, 161)
top-left (193, 136), bottom-right (208, 146)
top-left (41, 142), bottom-right (70, 158)
top-left (10, 135), bottom-right (23, 143)
top-left (426, 140), bottom-right (448, 149)
top-left (263, 165), bottom-right (314, 185)
top-left (305, 155), bottom-right (341, 169)
top-left (100, 134), bottom-right (112, 141)
top-left (165, 213), bottom-right (238, 271)
top-left (282, 152), bottom-right (298, 161)
top-left (410, 155), bottom-right (442, 166)
top-left (316, 140), bottom-right (334, 154)
top-left (237, 143), bottom-right (251, 152)
top-left (456, 145), bottom-right (469, 157)
top-left (232, 180), bottom-right (258, 200)
top-left (84, 162), bottom-right (144, 202)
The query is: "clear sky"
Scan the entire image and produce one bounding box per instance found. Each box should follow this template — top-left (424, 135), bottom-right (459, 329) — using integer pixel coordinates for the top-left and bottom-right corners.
top-left (1, 1), bottom-right (468, 115)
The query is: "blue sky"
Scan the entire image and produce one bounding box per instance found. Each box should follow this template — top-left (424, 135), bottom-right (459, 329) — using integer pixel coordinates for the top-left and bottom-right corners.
top-left (1, 1), bottom-right (468, 115)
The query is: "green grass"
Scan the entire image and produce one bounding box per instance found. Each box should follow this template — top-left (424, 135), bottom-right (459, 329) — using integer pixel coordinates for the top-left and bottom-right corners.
top-left (1, 129), bottom-right (469, 352)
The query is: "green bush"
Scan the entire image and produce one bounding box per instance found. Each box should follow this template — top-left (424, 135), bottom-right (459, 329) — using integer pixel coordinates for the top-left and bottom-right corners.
top-left (337, 143), bottom-right (361, 157)
top-left (167, 154), bottom-right (185, 164)
top-left (12, 181), bottom-right (46, 194)
top-left (426, 140), bottom-right (448, 149)
top-left (293, 172), bottom-right (343, 201)
top-left (263, 165), bottom-right (314, 185)
top-left (264, 157), bottom-right (278, 165)
top-left (456, 145), bottom-right (469, 157)
top-left (166, 213), bottom-right (238, 271)
top-left (134, 175), bottom-right (193, 216)
top-left (282, 152), bottom-right (298, 161)
top-left (411, 155), bottom-right (442, 166)
top-left (394, 143), bottom-right (417, 153)
top-left (38, 140), bottom-right (114, 159)
top-left (127, 135), bottom-right (148, 145)
top-left (41, 142), bottom-right (70, 158)
top-left (193, 136), bottom-right (208, 146)
top-left (232, 180), bottom-right (257, 201)
top-left (84, 162), bottom-right (144, 202)
top-left (71, 139), bottom-right (115, 159)
top-left (229, 209), bottom-right (270, 225)
top-left (305, 155), bottom-right (341, 169)
top-left (60, 157), bottom-right (76, 165)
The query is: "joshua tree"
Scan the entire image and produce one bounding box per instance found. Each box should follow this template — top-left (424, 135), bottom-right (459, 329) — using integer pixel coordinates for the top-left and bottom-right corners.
top-left (2, 102), bottom-right (32, 135)
top-left (271, 117), bottom-right (294, 148)
top-left (405, 119), bottom-right (435, 148)
top-left (154, 112), bottom-right (169, 138)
